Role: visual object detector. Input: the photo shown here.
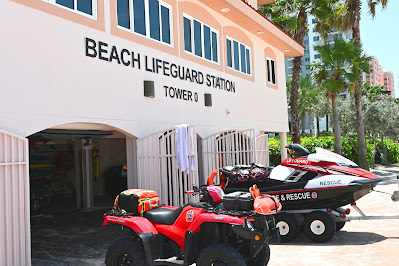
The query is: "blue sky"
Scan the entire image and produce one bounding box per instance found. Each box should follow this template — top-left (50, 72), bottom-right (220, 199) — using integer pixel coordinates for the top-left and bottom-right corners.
top-left (360, 0), bottom-right (398, 97)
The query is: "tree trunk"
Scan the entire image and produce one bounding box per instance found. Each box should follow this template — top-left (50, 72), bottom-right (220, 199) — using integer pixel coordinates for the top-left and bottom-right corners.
top-left (326, 115), bottom-right (329, 132)
top-left (331, 94), bottom-right (341, 154)
top-left (291, 56), bottom-right (303, 144)
top-left (372, 136), bottom-right (376, 169)
top-left (352, 0), bottom-right (369, 169)
top-left (309, 111), bottom-right (314, 137)
top-left (381, 136), bottom-right (387, 164)
top-left (317, 117), bottom-right (320, 137)
top-left (354, 89), bottom-right (369, 169)
top-left (290, 9), bottom-right (307, 144)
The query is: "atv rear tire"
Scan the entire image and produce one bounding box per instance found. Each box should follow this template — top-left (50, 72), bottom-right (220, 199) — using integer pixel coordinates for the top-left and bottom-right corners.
top-left (197, 244), bottom-right (246, 266)
top-left (247, 244), bottom-right (270, 266)
top-left (275, 212), bottom-right (300, 242)
top-left (105, 237), bottom-right (146, 266)
top-left (303, 211), bottom-right (336, 243)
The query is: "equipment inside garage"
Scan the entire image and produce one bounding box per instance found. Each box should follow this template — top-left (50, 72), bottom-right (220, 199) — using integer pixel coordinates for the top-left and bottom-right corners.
top-left (28, 129), bottom-right (128, 215)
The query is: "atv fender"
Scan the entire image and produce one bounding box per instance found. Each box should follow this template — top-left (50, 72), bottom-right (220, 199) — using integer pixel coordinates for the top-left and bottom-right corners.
top-left (103, 215), bottom-right (162, 265)
top-left (187, 213), bottom-right (246, 233)
top-left (103, 215), bottom-right (158, 234)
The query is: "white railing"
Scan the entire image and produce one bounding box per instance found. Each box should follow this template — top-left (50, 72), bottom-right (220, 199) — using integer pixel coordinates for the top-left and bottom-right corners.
top-left (201, 129), bottom-right (256, 184)
top-left (0, 130), bottom-right (31, 266)
top-left (137, 125), bottom-right (199, 206)
top-left (256, 134), bottom-right (269, 167)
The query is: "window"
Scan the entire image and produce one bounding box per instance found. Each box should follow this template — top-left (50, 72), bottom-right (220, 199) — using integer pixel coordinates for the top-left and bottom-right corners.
top-left (306, 66), bottom-right (310, 70)
top-left (314, 54), bottom-right (320, 59)
top-left (305, 57), bottom-right (310, 62)
top-left (312, 18), bottom-right (318, 24)
top-left (313, 36), bottom-right (320, 42)
top-left (43, 0), bottom-right (97, 18)
top-left (304, 40), bottom-right (309, 45)
top-left (117, 0), bottom-right (172, 45)
top-left (226, 36), bottom-right (251, 75)
top-left (266, 58), bottom-right (276, 85)
top-left (183, 14), bottom-right (219, 63)
top-left (305, 49), bottom-right (309, 54)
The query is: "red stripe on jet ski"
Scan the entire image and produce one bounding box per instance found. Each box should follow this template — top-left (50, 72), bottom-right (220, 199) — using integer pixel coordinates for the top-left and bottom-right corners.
top-left (264, 186), bottom-right (349, 195)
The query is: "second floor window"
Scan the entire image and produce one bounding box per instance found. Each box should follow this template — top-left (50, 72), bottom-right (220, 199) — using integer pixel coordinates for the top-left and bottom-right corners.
top-left (117, 0), bottom-right (172, 45)
top-left (266, 58), bottom-right (276, 85)
top-left (43, 0), bottom-right (97, 18)
top-left (226, 36), bottom-right (251, 75)
top-left (183, 14), bottom-right (219, 63)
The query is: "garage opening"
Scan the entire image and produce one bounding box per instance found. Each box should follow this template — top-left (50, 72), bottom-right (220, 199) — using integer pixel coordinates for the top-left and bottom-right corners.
top-left (28, 124), bottom-right (134, 265)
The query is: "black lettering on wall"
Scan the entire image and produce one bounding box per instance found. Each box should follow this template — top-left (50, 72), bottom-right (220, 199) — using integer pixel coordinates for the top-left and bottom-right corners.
top-left (85, 38), bottom-right (97, 58)
top-left (109, 46), bottom-right (121, 64)
top-left (121, 49), bottom-right (131, 66)
top-left (98, 41), bottom-right (109, 61)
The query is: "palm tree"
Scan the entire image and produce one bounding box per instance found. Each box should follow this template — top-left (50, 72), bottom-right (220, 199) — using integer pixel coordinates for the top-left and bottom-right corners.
top-left (336, 0), bottom-right (388, 169)
top-left (259, 0), bottom-right (339, 144)
top-left (312, 37), bottom-right (361, 154)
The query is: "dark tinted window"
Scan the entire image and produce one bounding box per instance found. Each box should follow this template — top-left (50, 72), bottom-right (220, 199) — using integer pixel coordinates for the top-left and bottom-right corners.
top-left (194, 20), bottom-right (202, 57)
top-left (161, 5), bottom-right (170, 44)
top-left (203, 25), bottom-right (211, 61)
top-left (246, 49), bottom-right (251, 74)
top-left (267, 60), bottom-right (271, 82)
top-left (240, 44), bottom-right (246, 74)
top-left (212, 32), bottom-right (218, 62)
top-left (77, 0), bottom-right (92, 15)
top-left (56, 0), bottom-right (74, 9)
top-left (117, 0), bottom-right (130, 28)
top-left (271, 60), bottom-right (276, 84)
top-left (226, 39), bottom-right (232, 67)
top-left (184, 17), bottom-right (191, 52)
top-left (233, 40), bottom-right (239, 71)
top-left (133, 0), bottom-right (146, 36)
top-left (149, 0), bottom-right (160, 41)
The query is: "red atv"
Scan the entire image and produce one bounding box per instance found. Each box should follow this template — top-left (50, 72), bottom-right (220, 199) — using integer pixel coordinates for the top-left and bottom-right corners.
top-left (103, 185), bottom-right (281, 266)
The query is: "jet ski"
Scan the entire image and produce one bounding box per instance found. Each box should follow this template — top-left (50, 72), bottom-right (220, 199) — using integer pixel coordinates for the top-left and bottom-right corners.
top-left (212, 144), bottom-right (382, 211)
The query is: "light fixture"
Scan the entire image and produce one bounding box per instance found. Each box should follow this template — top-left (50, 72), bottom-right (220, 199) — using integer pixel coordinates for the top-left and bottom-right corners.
top-left (204, 93), bottom-right (212, 107)
top-left (221, 8), bottom-right (230, 12)
top-left (257, 31), bottom-right (264, 35)
top-left (144, 80), bottom-right (155, 98)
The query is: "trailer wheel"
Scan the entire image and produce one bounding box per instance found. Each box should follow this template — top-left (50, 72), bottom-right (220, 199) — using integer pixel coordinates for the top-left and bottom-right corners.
top-left (303, 211), bottom-right (336, 243)
top-left (105, 237), bottom-right (146, 266)
top-left (275, 213), bottom-right (300, 242)
top-left (335, 221), bottom-right (346, 231)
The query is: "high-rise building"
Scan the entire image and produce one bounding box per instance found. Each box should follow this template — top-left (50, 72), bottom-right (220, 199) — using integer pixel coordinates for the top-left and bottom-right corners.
top-left (365, 57), bottom-right (395, 98)
top-left (285, 15), bottom-right (352, 79)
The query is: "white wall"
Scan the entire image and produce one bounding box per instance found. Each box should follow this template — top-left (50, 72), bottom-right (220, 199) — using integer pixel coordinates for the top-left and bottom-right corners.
top-left (0, 0), bottom-right (289, 140)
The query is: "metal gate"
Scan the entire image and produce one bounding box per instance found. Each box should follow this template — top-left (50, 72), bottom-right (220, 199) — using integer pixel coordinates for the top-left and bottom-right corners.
top-left (0, 130), bottom-right (31, 266)
top-left (255, 134), bottom-right (269, 167)
top-left (201, 129), bottom-right (255, 183)
top-left (137, 126), bottom-right (199, 206)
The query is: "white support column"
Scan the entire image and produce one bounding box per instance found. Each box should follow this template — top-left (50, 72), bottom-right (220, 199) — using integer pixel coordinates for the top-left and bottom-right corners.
top-left (82, 139), bottom-right (93, 208)
top-left (74, 140), bottom-right (81, 209)
top-left (126, 136), bottom-right (138, 189)
top-left (280, 132), bottom-right (288, 162)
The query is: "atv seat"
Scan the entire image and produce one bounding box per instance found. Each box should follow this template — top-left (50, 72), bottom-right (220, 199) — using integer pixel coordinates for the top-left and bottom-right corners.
top-left (144, 207), bottom-right (183, 225)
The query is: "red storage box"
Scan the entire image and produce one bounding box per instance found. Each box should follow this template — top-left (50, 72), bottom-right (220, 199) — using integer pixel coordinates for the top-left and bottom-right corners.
top-left (114, 189), bottom-right (160, 215)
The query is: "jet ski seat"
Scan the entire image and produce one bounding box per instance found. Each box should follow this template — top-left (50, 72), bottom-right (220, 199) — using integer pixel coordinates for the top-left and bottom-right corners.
top-left (286, 144), bottom-right (310, 158)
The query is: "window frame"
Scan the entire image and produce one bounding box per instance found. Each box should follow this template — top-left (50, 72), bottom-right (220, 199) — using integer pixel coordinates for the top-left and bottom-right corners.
top-left (266, 57), bottom-right (276, 85)
top-left (116, 0), bottom-right (174, 47)
top-left (42, 0), bottom-right (98, 19)
top-left (226, 35), bottom-right (252, 76)
top-left (182, 13), bottom-right (220, 64)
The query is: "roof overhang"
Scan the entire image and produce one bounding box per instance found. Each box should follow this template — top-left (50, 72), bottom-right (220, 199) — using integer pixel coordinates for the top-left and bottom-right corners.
top-left (198, 0), bottom-right (304, 58)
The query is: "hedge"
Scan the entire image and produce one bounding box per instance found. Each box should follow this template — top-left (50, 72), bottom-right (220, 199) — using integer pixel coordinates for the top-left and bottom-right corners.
top-left (268, 136), bottom-right (399, 167)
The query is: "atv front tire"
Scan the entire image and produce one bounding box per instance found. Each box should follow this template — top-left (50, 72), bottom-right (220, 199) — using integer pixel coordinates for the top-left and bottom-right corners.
top-left (197, 244), bottom-right (246, 266)
top-left (105, 237), bottom-right (146, 266)
top-left (247, 244), bottom-right (270, 266)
